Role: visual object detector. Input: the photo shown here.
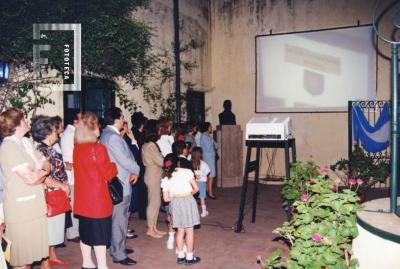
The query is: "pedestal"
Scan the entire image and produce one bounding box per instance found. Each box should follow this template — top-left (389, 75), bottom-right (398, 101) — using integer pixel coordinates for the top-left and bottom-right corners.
top-left (215, 125), bottom-right (243, 188)
top-left (353, 197), bottom-right (400, 269)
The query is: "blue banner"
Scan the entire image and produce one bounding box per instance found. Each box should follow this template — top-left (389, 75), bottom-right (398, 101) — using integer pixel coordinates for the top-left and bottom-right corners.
top-left (352, 102), bottom-right (390, 153)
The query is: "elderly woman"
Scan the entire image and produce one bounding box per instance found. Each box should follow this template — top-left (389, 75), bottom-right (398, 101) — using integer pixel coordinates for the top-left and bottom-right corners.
top-left (142, 119), bottom-right (166, 238)
top-left (73, 112), bottom-right (117, 269)
top-left (31, 115), bottom-right (70, 266)
top-left (0, 108), bottom-right (51, 269)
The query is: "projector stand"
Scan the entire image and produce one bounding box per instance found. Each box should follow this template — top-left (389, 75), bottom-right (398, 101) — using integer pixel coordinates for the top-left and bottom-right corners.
top-left (234, 138), bottom-right (296, 233)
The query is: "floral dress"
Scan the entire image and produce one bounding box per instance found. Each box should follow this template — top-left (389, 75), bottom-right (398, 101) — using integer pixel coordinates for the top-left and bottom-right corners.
top-left (37, 143), bottom-right (68, 186)
top-left (37, 142), bottom-right (68, 246)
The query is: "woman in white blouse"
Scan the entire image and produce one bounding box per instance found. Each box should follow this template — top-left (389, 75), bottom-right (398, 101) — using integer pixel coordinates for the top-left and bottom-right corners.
top-left (156, 118), bottom-right (174, 157)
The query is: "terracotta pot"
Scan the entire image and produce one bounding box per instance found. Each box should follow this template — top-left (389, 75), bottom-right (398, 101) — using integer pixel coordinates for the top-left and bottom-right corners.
top-left (357, 190), bottom-right (366, 203)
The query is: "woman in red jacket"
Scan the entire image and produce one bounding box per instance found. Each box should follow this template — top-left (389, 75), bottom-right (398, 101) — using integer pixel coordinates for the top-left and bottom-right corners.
top-left (73, 112), bottom-right (117, 269)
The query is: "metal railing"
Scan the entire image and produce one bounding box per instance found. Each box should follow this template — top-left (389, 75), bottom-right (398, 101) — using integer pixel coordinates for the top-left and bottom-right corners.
top-left (348, 100), bottom-right (390, 188)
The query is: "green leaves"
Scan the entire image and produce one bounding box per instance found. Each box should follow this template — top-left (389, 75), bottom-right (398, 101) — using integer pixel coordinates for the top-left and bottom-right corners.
top-left (257, 249), bottom-right (285, 269)
top-left (0, 1), bottom-right (155, 115)
top-left (260, 161), bottom-right (363, 269)
top-left (5, 78), bottom-right (55, 117)
top-left (0, 1), bottom-right (151, 80)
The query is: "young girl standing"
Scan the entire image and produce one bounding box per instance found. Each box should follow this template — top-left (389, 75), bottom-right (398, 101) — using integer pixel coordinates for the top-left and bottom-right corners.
top-left (191, 147), bottom-right (210, 217)
top-left (199, 122), bottom-right (218, 199)
top-left (161, 153), bottom-right (201, 265)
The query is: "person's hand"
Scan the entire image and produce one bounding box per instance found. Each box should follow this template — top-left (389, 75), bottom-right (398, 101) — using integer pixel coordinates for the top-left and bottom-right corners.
top-left (41, 161), bottom-right (51, 175)
top-left (129, 174), bottom-right (138, 185)
top-left (127, 130), bottom-right (137, 144)
top-left (65, 162), bottom-right (73, 171)
top-left (61, 183), bottom-right (70, 196)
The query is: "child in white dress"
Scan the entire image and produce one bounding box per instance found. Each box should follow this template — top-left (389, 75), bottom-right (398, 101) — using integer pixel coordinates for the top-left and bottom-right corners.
top-left (161, 153), bottom-right (201, 265)
top-left (190, 147), bottom-right (210, 217)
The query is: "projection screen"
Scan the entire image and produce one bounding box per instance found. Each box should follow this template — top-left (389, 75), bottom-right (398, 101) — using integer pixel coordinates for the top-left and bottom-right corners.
top-left (256, 25), bottom-right (376, 112)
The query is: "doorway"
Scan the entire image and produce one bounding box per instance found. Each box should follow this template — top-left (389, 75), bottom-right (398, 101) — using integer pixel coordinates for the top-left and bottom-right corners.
top-left (63, 77), bottom-right (115, 124)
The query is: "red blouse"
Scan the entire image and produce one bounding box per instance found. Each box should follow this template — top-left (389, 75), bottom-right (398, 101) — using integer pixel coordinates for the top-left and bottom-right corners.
top-left (73, 142), bottom-right (117, 218)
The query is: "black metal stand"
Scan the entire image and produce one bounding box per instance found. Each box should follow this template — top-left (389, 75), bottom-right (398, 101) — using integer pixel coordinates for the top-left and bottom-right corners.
top-left (234, 139), bottom-right (296, 233)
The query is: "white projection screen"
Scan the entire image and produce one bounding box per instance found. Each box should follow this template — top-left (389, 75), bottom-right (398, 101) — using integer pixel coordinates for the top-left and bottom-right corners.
top-left (256, 25), bottom-right (376, 112)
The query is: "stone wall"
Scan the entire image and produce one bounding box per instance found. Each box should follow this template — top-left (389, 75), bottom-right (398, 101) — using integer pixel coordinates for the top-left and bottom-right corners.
top-left (208, 0), bottom-right (391, 176)
top-left (121, 0), bottom-right (211, 119)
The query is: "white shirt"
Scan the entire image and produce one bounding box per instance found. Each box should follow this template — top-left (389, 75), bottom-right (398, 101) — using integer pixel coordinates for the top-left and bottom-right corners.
top-left (60, 124), bottom-right (75, 185)
top-left (194, 160), bottom-right (210, 182)
top-left (194, 132), bottom-right (201, 147)
top-left (157, 135), bottom-right (174, 157)
top-left (161, 168), bottom-right (194, 196)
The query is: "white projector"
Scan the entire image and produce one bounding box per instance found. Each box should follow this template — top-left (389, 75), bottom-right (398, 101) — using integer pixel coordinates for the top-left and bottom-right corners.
top-left (246, 116), bottom-right (292, 140)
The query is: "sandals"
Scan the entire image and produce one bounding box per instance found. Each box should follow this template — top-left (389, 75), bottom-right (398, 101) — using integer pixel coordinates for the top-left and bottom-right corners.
top-left (146, 232), bottom-right (163, 239)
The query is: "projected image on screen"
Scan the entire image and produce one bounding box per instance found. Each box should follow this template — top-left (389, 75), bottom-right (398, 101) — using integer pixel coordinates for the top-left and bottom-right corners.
top-left (256, 26), bottom-right (376, 112)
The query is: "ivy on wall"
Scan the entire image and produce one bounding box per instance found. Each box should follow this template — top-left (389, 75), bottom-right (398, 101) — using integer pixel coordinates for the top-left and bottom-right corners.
top-left (0, 0), bottom-right (205, 120)
top-left (0, 0), bottom-right (151, 115)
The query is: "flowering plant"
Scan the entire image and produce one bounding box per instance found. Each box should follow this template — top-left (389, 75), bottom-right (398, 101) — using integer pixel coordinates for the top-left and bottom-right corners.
top-left (259, 161), bottom-right (363, 269)
top-left (330, 145), bottom-right (390, 192)
top-left (282, 161), bottom-right (323, 204)
top-left (332, 177), bottom-right (364, 194)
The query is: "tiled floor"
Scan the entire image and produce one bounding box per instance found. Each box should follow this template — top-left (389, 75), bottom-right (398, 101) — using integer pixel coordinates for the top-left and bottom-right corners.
top-left (41, 184), bottom-right (289, 269)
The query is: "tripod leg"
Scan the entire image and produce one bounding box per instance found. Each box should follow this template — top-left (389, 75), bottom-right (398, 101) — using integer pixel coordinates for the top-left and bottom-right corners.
top-left (235, 146), bottom-right (252, 233)
top-left (291, 139), bottom-right (296, 162)
top-left (284, 141), bottom-right (290, 180)
top-left (251, 147), bottom-right (261, 223)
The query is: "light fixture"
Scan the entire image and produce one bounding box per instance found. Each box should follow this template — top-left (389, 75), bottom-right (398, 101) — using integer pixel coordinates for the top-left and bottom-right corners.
top-left (0, 62), bottom-right (9, 81)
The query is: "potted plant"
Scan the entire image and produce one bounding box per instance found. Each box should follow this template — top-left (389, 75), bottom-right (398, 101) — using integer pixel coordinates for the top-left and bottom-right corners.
top-left (259, 162), bottom-right (363, 269)
top-left (330, 145), bottom-right (390, 201)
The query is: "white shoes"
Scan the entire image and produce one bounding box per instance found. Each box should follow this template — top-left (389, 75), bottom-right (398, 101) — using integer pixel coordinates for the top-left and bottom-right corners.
top-left (200, 211), bottom-right (209, 218)
top-left (167, 234), bottom-right (175, 250)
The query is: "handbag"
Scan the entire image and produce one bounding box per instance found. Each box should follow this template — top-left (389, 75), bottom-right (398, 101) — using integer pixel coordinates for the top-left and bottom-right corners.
top-left (46, 189), bottom-right (71, 217)
top-left (92, 145), bottom-right (123, 205)
top-left (107, 177), bottom-right (124, 205)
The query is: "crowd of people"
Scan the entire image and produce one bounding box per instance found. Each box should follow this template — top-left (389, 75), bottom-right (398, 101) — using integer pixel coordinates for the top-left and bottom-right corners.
top-left (0, 106), bottom-right (220, 269)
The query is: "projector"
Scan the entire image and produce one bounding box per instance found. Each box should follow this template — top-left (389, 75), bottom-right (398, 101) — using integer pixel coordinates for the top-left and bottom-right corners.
top-left (246, 116), bottom-right (292, 140)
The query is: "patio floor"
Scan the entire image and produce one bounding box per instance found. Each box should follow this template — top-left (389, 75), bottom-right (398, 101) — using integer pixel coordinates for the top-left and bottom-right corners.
top-left (37, 184), bottom-right (289, 269)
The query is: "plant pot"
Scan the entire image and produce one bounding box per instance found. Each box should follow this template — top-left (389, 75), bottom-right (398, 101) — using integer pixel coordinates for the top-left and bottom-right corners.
top-left (357, 190), bottom-right (366, 203)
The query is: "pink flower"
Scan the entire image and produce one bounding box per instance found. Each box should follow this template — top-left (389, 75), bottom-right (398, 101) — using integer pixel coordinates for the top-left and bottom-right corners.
top-left (322, 166), bottom-right (330, 176)
top-left (357, 179), bottom-right (364, 185)
top-left (164, 160), bottom-right (172, 168)
top-left (311, 233), bottom-right (322, 243)
top-left (300, 194), bottom-right (309, 202)
top-left (348, 178), bottom-right (357, 186)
